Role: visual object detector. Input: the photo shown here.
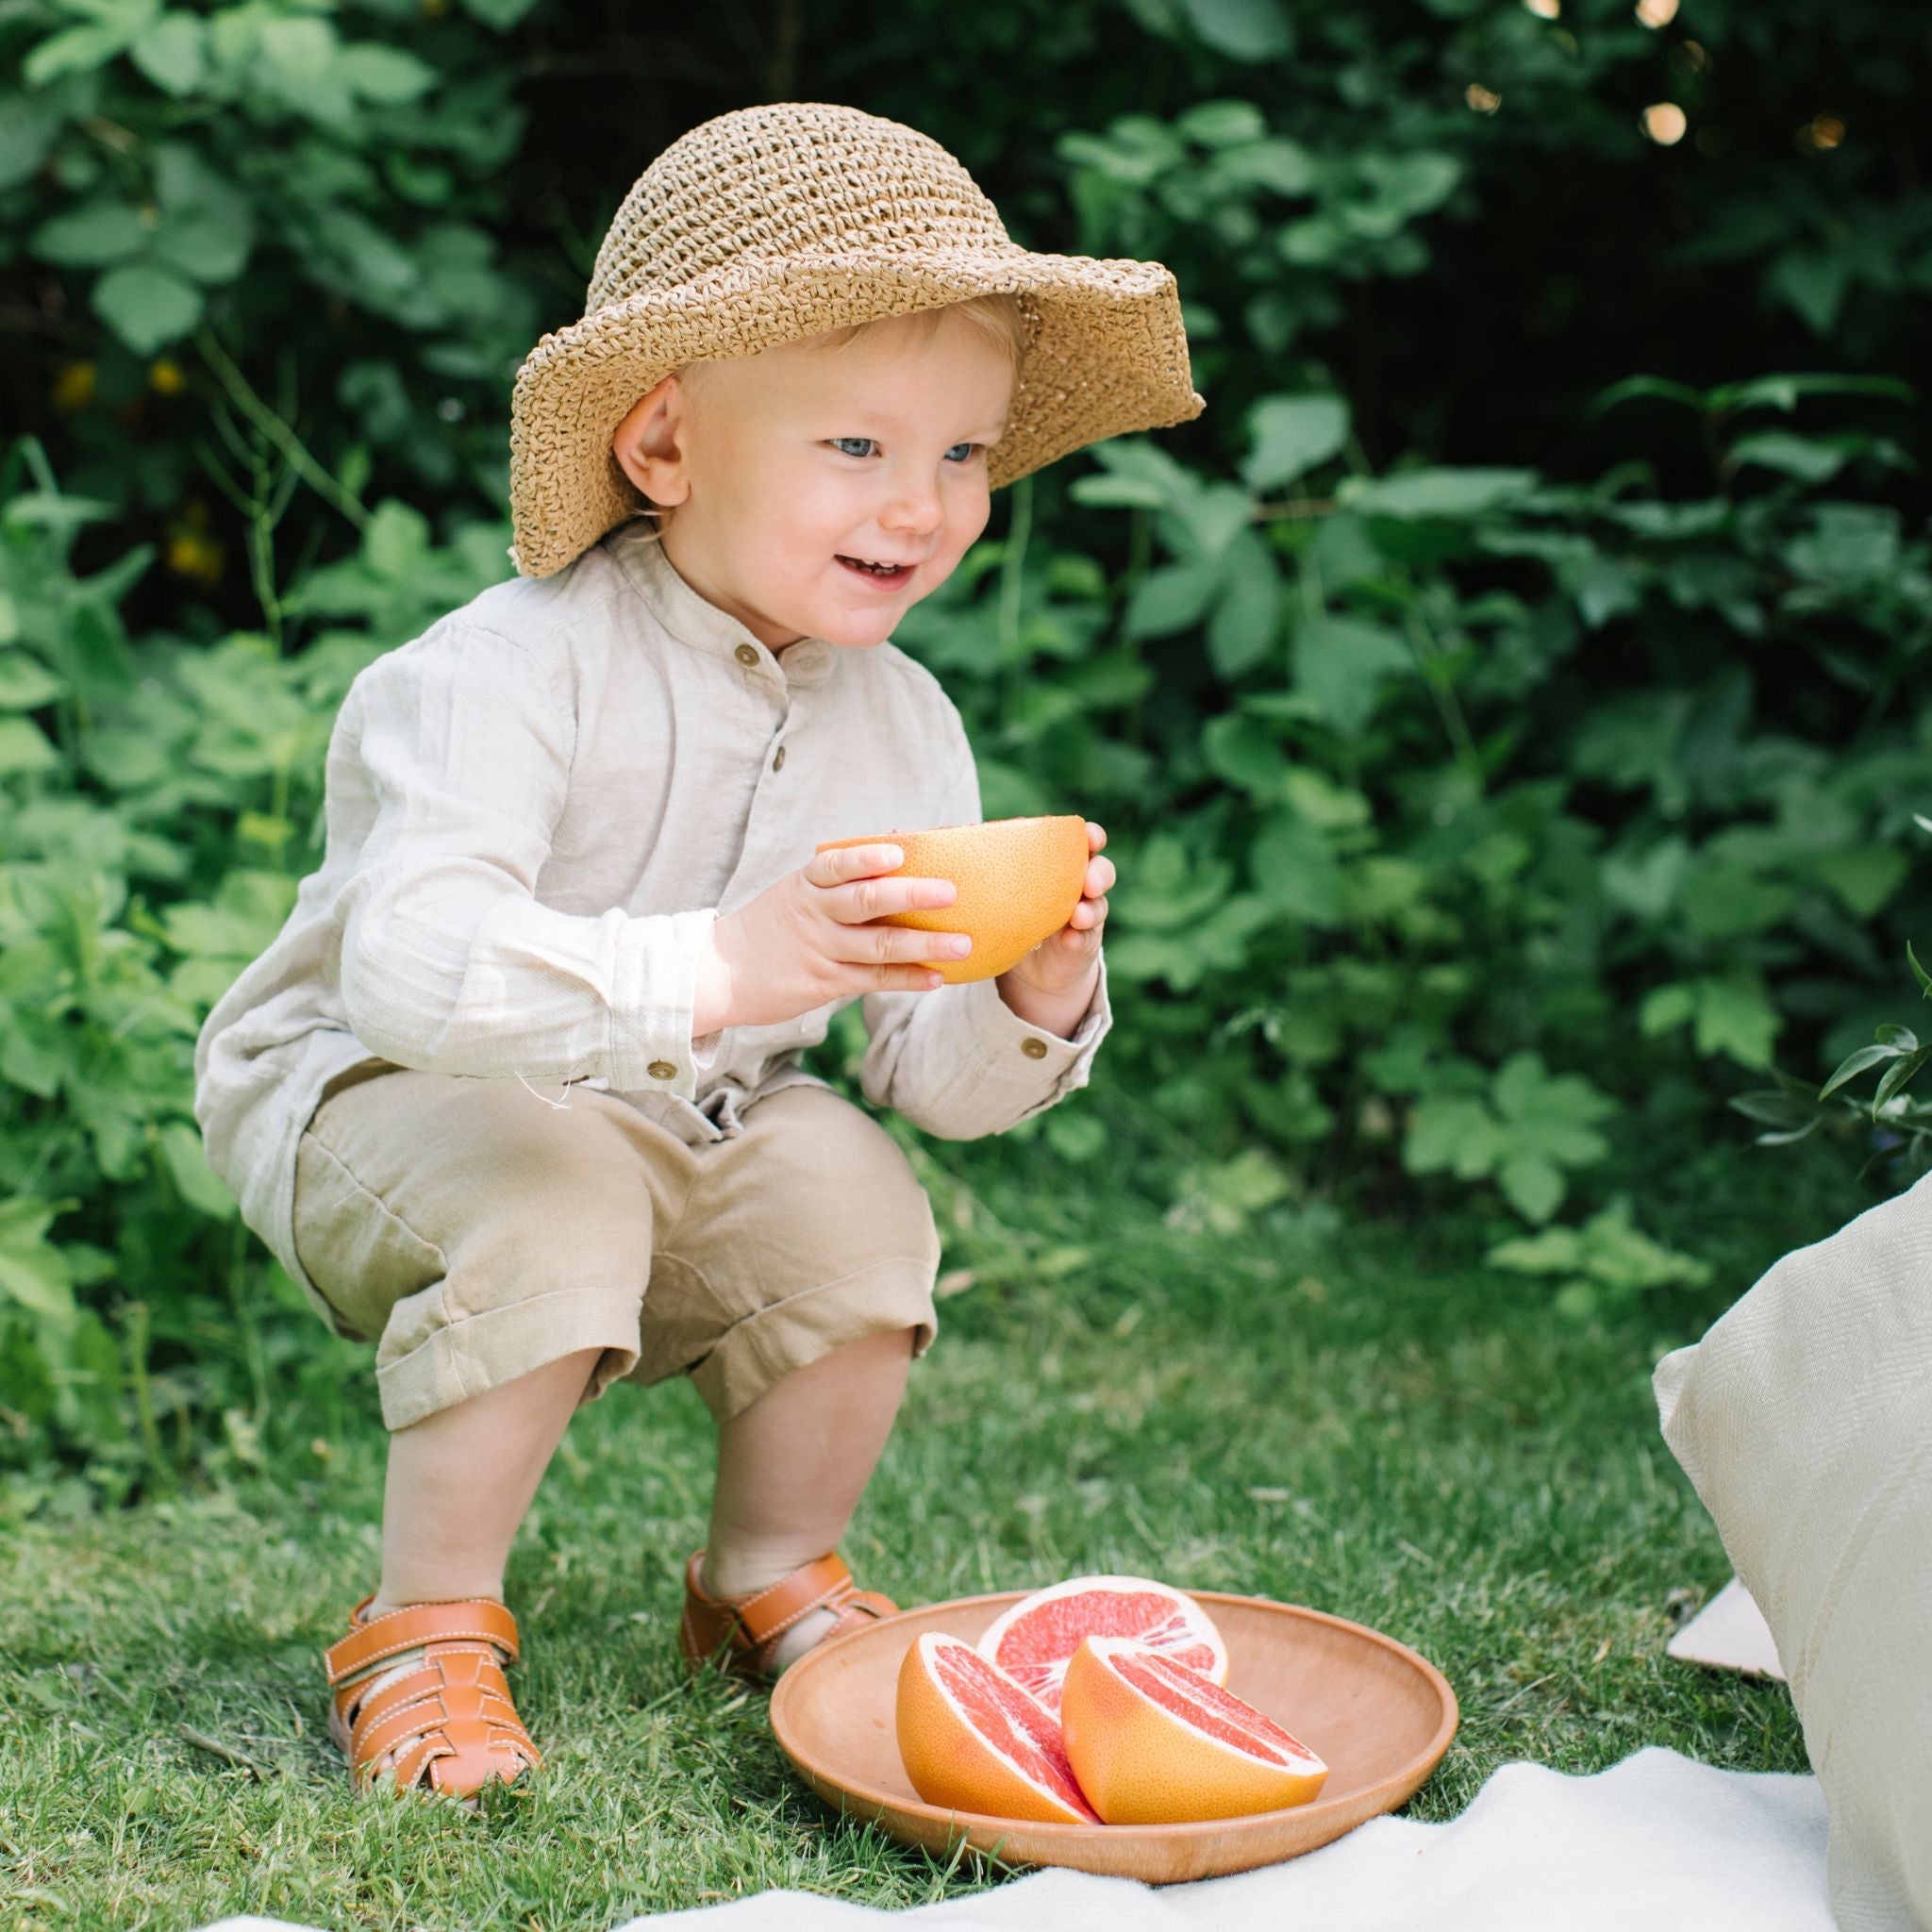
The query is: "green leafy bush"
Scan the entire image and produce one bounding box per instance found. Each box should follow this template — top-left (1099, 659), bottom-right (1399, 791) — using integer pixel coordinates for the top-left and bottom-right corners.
top-left (3, 0), bottom-right (1928, 1489)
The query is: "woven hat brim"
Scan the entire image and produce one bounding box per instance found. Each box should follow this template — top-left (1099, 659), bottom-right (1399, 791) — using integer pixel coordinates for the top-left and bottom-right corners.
top-left (508, 244), bottom-right (1205, 579)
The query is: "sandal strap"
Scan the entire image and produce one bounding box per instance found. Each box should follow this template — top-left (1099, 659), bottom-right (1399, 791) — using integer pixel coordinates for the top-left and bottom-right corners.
top-left (680, 1550), bottom-right (898, 1678)
top-left (321, 1595), bottom-right (539, 1801)
top-left (324, 1596), bottom-right (520, 1687)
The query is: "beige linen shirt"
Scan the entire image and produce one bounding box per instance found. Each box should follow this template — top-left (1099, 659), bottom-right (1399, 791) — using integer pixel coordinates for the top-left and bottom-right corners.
top-left (193, 522), bottom-right (1109, 1322)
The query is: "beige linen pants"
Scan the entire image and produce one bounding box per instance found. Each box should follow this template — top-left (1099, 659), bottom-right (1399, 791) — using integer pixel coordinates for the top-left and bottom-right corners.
top-left (291, 1067), bottom-right (942, 1432)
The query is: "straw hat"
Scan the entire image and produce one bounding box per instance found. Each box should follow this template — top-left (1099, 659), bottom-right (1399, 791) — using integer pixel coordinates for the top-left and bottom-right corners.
top-left (507, 102), bottom-right (1204, 578)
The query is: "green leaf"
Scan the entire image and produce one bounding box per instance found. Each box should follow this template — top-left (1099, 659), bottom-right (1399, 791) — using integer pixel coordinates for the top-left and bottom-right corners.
top-left (1406, 1093), bottom-right (1505, 1180)
top-left (1639, 983), bottom-right (1697, 1038)
top-left (1767, 248), bottom-right (1852, 337)
top-left (130, 11), bottom-right (207, 92)
top-left (1203, 712), bottom-right (1286, 795)
top-left (1250, 810), bottom-right (1341, 924)
top-left (1727, 430), bottom-right (1846, 484)
top-left (24, 16), bottom-right (146, 87)
top-left (1175, 100), bottom-right (1267, 147)
top-left (1872, 1045), bottom-right (1931, 1117)
top-left (1813, 846), bottom-right (1908, 920)
top-left (337, 42), bottom-right (438, 103)
top-left (1243, 394), bottom-right (1350, 493)
top-left (1178, 0), bottom-right (1293, 60)
top-left (1498, 1154), bottom-right (1565, 1224)
top-left (158, 1121), bottom-right (236, 1220)
top-left (1820, 1041), bottom-right (1902, 1103)
top-left (0, 653), bottom-right (66, 711)
top-left (1215, 137), bottom-right (1315, 196)
top-left (1359, 150), bottom-right (1462, 218)
top-left (32, 199), bottom-right (149, 269)
top-left (0, 716), bottom-right (59, 774)
top-left (1339, 468), bottom-right (1538, 520)
top-left (0, 99), bottom-right (60, 192)
top-left (258, 14), bottom-right (338, 81)
top-left (1206, 531), bottom-right (1280, 677)
top-left (0, 1200), bottom-right (76, 1323)
top-left (460, 0), bottom-right (543, 25)
top-left (152, 207), bottom-right (251, 285)
top-left (1292, 615), bottom-right (1410, 734)
top-left (1124, 559), bottom-right (1219, 641)
top-left (1690, 975), bottom-right (1781, 1069)
top-left (1491, 1053), bottom-right (1613, 1165)
top-left (92, 261), bottom-right (204, 353)
top-left (1713, 374), bottom-right (1914, 415)
top-left (1590, 375), bottom-right (1707, 418)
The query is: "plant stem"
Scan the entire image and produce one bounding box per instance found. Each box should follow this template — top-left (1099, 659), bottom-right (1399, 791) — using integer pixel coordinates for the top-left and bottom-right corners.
top-left (194, 332), bottom-right (370, 532)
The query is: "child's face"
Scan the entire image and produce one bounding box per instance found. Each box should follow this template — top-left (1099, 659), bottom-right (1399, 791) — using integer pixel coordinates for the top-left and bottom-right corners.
top-left (611, 308), bottom-right (1015, 653)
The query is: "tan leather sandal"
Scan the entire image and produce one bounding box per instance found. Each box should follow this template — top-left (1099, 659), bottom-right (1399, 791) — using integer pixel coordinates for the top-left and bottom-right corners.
top-left (324, 1595), bottom-right (541, 1799)
top-left (680, 1549), bottom-right (896, 1682)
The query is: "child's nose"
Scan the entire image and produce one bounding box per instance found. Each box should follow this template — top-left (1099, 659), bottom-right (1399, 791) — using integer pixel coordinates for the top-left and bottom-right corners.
top-left (878, 475), bottom-right (944, 536)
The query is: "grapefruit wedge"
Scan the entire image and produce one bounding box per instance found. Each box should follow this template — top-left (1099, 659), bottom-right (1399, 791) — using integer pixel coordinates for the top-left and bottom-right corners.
top-left (1060, 1637), bottom-right (1329, 1824)
top-left (976, 1574), bottom-right (1228, 1715)
top-left (894, 1631), bottom-right (1099, 1824)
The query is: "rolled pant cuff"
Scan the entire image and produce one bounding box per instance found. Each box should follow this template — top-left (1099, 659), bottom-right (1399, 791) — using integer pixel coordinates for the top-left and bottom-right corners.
top-left (375, 1281), bottom-right (643, 1431)
top-left (688, 1258), bottom-right (939, 1425)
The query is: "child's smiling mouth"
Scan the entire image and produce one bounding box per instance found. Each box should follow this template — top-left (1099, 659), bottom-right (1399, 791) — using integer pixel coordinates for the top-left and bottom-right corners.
top-left (836, 555), bottom-right (915, 587)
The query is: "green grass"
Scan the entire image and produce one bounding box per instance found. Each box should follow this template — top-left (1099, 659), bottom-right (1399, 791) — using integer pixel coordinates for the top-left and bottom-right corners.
top-left (0, 1139), bottom-right (1839, 1932)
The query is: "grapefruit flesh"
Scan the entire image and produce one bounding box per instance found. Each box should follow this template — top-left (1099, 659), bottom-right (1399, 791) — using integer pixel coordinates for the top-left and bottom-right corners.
top-left (894, 1631), bottom-right (1099, 1824)
top-left (814, 815), bottom-right (1088, 983)
top-left (976, 1574), bottom-right (1228, 1715)
top-left (1060, 1637), bottom-right (1329, 1825)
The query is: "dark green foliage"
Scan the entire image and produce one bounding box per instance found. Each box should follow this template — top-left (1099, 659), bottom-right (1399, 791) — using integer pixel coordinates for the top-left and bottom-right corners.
top-left (2, 0), bottom-right (1928, 1482)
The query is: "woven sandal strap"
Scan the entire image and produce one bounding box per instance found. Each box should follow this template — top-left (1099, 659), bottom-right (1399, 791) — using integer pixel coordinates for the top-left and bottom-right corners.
top-left (325, 1598), bottom-right (520, 1685)
top-left (358, 1688), bottom-right (531, 1769)
top-left (347, 1647), bottom-right (509, 1750)
top-left (717, 1552), bottom-right (856, 1649)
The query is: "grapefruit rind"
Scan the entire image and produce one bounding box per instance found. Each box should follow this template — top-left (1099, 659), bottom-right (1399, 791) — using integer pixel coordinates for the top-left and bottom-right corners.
top-left (814, 816), bottom-right (1088, 985)
top-left (976, 1574), bottom-right (1230, 1715)
top-left (894, 1631), bottom-right (1098, 1825)
top-left (1060, 1637), bottom-right (1329, 1826)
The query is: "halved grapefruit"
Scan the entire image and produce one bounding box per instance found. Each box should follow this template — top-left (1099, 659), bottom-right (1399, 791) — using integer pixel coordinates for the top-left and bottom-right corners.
top-left (976, 1574), bottom-right (1228, 1715)
top-left (1060, 1636), bottom-right (1329, 1824)
top-left (894, 1631), bottom-right (1099, 1824)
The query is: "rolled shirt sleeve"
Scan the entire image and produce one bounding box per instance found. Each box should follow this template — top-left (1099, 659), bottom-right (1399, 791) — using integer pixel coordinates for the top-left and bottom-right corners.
top-left (333, 621), bottom-right (722, 1096)
top-left (856, 708), bottom-right (1111, 1140)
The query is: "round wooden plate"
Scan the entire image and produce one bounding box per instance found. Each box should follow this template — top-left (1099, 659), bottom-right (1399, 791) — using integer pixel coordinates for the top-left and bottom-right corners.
top-left (768, 1589), bottom-right (1458, 1884)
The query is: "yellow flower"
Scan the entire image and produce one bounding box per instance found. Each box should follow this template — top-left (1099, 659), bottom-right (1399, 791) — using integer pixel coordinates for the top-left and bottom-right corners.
top-left (166, 530), bottom-right (225, 588)
top-left (149, 358), bottom-right (186, 395)
top-left (52, 361), bottom-right (97, 411)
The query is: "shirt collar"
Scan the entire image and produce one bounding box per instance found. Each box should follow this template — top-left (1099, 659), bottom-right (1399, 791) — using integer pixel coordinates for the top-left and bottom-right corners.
top-left (610, 523), bottom-right (838, 688)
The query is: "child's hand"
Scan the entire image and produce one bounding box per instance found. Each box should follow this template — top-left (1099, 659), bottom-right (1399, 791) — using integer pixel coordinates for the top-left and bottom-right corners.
top-left (693, 844), bottom-right (967, 1035)
top-left (994, 822), bottom-right (1113, 1039)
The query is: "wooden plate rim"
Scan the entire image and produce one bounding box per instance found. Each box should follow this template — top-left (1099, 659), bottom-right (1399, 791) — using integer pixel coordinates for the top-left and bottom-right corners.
top-left (768, 1587), bottom-right (1459, 1843)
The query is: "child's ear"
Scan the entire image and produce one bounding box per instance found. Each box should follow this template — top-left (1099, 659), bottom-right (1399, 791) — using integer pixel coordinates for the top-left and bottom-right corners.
top-left (611, 375), bottom-right (691, 507)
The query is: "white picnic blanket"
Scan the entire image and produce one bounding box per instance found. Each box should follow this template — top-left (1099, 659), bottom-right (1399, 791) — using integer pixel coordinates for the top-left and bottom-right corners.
top-left (204, 1745), bottom-right (1831, 1932)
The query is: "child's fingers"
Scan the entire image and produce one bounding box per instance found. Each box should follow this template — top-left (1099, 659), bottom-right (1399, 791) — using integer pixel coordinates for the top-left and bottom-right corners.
top-left (830, 921), bottom-right (972, 967)
top-left (822, 873), bottom-right (958, 927)
top-left (1083, 854), bottom-right (1116, 898)
top-left (1068, 894), bottom-right (1108, 932)
top-left (1086, 820), bottom-right (1108, 854)
top-left (805, 843), bottom-right (907, 889)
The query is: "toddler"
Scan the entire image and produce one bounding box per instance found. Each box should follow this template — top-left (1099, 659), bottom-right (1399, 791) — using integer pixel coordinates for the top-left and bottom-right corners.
top-left (194, 102), bottom-right (1200, 1800)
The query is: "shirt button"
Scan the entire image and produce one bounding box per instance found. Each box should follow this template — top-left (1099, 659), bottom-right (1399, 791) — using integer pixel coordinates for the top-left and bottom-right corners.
top-left (1021, 1038), bottom-right (1049, 1059)
top-left (772, 744), bottom-right (786, 772)
top-left (647, 1060), bottom-right (677, 1080)
top-left (734, 643), bottom-right (759, 667)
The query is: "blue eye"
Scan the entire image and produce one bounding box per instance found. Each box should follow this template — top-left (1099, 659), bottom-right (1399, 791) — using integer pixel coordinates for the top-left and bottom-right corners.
top-left (828, 437), bottom-right (875, 458)
top-left (943, 442), bottom-right (981, 463)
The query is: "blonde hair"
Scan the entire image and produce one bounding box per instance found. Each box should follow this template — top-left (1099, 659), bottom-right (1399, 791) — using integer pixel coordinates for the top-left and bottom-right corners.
top-left (633, 292), bottom-right (1029, 530)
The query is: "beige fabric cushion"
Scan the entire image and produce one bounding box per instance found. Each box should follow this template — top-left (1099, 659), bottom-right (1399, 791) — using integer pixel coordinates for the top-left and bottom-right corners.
top-left (1654, 1171), bottom-right (1932, 1930)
